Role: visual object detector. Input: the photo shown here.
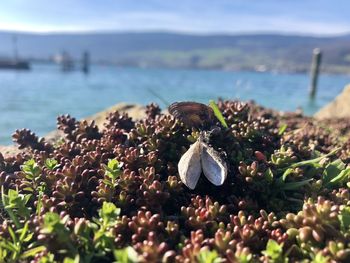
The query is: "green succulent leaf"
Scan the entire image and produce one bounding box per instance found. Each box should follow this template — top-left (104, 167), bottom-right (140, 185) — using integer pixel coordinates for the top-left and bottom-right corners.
top-left (3, 188), bottom-right (31, 221)
top-left (323, 159), bottom-right (346, 185)
top-left (209, 100), bottom-right (228, 128)
top-left (100, 202), bottom-right (120, 224)
top-left (63, 255), bottom-right (80, 263)
top-left (329, 168), bottom-right (350, 185)
top-left (263, 240), bottom-right (287, 263)
top-left (196, 248), bottom-right (223, 263)
top-left (279, 179), bottom-right (312, 191)
top-left (289, 148), bottom-right (340, 169)
top-left (104, 159), bottom-right (122, 180)
top-left (21, 159), bottom-right (41, 180)
top-left (278, 123), bottom-right (288, 135)
top-left (282, 168), bottom-right (294, 181)
top-left (45, 158), bottom-right (59, 170)
top-left (339, 206), bottom-right (350, 231)
top-left (311, 253), bottom-right (330, 263)
top-left (114, 247), bottom-right (138, 263)
top-left (21, 246), bottom-right (46, 259)
top-left (265, 168), bottom-right (274, 183)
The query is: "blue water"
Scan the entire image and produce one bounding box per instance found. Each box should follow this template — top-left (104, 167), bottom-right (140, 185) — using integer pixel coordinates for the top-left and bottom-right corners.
top-left (0, 63), bottom-right (349, 145)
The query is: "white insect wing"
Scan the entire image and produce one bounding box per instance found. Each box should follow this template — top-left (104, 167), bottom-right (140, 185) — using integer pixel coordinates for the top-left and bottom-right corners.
top-left (200, 142), bottom-right (227, 186)
top-left (178, 140), bottom-right (202, 189)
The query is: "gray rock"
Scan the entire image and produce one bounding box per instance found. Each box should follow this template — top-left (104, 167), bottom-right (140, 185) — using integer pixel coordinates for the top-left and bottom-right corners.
top-left (315, 84), bottom-right (350, 119)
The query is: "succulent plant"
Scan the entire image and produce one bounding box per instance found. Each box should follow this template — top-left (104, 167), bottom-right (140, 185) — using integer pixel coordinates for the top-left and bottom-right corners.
top-left (0, 100), bottom-right (350, 262)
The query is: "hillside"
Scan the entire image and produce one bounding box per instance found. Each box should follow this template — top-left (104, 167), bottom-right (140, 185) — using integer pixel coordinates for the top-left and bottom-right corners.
top-left (0, 31), bottom-right (350, 73)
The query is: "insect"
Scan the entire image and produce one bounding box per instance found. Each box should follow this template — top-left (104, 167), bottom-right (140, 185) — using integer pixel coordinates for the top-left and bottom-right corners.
top-left (168, 101), bottom-right (216, 129)
top-left (178, 133), bottom-right (227, 189)
top-left (169, 101), bottom-right (228, 189)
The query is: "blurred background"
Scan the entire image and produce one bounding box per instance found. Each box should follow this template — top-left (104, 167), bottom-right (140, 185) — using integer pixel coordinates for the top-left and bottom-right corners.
top-left (0, 0), bottom-right (350, 144)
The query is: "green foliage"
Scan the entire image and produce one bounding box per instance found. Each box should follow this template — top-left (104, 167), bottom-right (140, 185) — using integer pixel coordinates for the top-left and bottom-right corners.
top-left (1, 187), bottom-right (32, 227)
top-left (270, 148), bottom-right (343, 194)
top-left (2, 101), bottom-right (350, 262)
top-left (36, 183), bottom-right (46, 216)
top-left (113, 247), bottom-right (138, 263)
top-left (311, 253), bottom-right (330, 263)
top-left (236, 252), bottom-right (252, 263)
top-left (262, 240), bottom-right (287, 263)
top-left (21, 159), bottom-right (41, 181)
top-left (90, 202), bottom-right (121, 256)
top-left (21, 245), bottom-right (47, 259)
top-left (289, 147), bottom-right (340, 169)
top-left (37, 203), bottom-right (121, 262)
top-left (0, 188), bottom-right (45, 262)
top-left (20, 158), bottom-right (44, 192)
top-left (265, 168), bottom-right (274, 183)
top-left (278, 179), bottom-right (313, 191)
top-left (196, 248), bottom-right (223, 263)
top-left (339, 206), bottom-right (350, 231)
top-left (42, 212), bottom-right (77, 255)
top-left (323, 159), bottom-right (345, 183)
top-left (278, 124), bottom-right (287, 135)
top-left (326, 167), bottom-right (350, 188)
top-left (36, 252), bottom-right (56, 263)
top-left (104, 159), bottom-right (122, 182)
top-left (63, 255), bottom-right (80, 263)
top-left (0, 222), bottom-right (46, 262)
top-left (44, 158), bottom-right (59, 170)
top-left (99, 202), bottom-right (121, 225)
top-left (209, 100), bottom-right (228, 128)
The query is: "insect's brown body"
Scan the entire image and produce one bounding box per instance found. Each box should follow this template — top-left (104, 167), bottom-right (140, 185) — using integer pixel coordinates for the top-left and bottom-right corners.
top-left (168, 101), bottom-right (216, 129)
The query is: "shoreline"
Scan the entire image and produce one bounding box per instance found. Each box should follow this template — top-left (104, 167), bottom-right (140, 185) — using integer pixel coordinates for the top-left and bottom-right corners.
top-left (29, 61), bottom-right (350, 76)
top-left (0, 103), bottom-right (146, 157)
top-left (1, 84), bottom-right (350, 157)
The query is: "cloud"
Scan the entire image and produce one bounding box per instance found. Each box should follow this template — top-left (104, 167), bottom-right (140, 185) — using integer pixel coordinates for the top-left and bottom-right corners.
top-left (0, 22), bottom-right (92, 33)
top-left (53, 11), bottom-right (350, 36)
top-left (0, 1), bottom-right (349, 35)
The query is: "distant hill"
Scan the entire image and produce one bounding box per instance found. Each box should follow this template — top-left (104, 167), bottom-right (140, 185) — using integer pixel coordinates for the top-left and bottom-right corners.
top-left (0, 31), bottom-right (349, 73)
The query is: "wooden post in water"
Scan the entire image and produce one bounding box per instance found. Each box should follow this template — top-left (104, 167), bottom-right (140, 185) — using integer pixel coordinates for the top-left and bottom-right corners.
top-left (82, 51), bottom-right (90, 74)
top-left (12, 35), bottom-right (18, 62)
top-left (309, 48), bottom-right (322, 99)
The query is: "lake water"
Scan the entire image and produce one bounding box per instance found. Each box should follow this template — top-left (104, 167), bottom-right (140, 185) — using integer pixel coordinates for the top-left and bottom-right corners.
top-left (0, 63), bottom-right (350, 145)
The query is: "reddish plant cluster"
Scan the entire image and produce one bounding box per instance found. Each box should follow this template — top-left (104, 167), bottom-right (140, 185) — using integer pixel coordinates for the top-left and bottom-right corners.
top-left (0, 100), bottom-right (350, 262)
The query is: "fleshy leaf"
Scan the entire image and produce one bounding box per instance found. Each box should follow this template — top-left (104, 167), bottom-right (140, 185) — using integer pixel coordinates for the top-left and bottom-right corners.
top-left (209, 100), bottom-right (228, 128)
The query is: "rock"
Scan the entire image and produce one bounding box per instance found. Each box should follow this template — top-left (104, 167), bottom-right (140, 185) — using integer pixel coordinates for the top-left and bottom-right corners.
top-left (0, 145), bottom-right (24, 157)
top-left (315, 84), bottom-right (350, 119)
top-left (44, 130), bottom-right (66, 144)
top-left (44, 103), bottom-right (146, 144)
top-left (0, 103), bottom-right (146, 158)
top-left (85, 102), bottom-right (146, 129)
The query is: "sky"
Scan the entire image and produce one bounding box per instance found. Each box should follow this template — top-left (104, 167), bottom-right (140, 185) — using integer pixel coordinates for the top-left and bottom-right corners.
top-left (0, 0), bottom-right (349, 35)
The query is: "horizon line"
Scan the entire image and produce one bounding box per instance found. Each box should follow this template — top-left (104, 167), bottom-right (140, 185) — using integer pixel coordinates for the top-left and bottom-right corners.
top-left (0, 28), bottom-right (349, 38)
